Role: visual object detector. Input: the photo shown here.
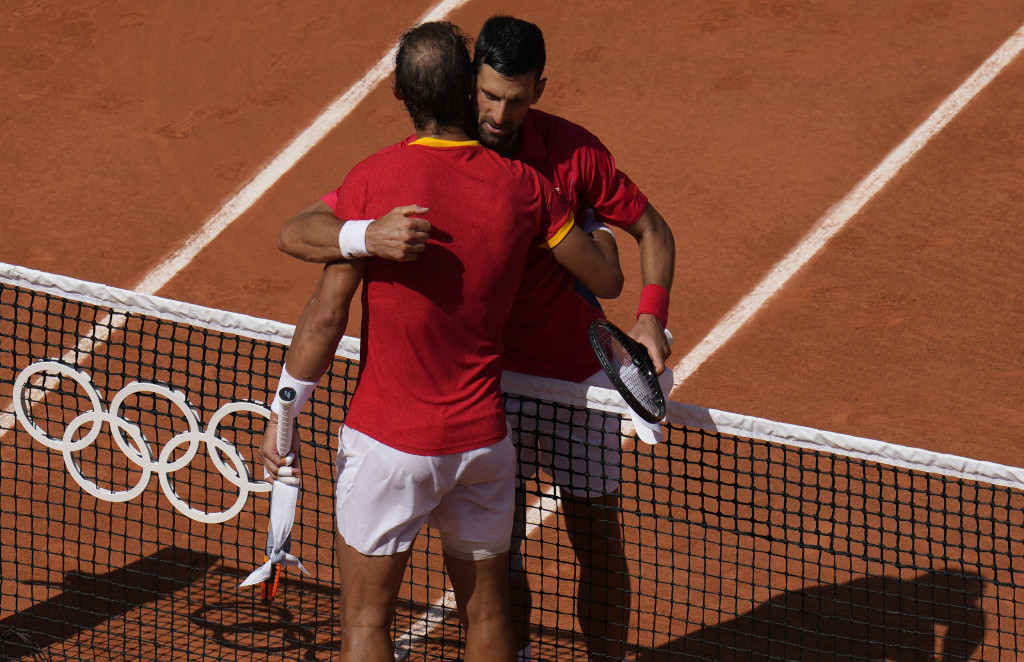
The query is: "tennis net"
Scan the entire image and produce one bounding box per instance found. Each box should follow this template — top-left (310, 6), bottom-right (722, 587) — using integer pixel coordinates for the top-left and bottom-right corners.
top-left (2, 261), bottom-right (1023, 661)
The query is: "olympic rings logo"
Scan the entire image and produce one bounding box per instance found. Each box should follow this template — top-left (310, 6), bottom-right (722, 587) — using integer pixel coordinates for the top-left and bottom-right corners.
top-left (13, 361), bottom-right (272, 524)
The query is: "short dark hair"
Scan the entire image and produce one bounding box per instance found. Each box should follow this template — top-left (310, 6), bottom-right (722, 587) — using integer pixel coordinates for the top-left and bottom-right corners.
top-left (473, 15), bottom-right (546, 80)
top-left (394, 21), bottom-right (474, 132)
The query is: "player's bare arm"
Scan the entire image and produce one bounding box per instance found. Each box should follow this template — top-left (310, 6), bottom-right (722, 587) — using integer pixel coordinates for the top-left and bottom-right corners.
top-left (550, 224), bottom-right (624, 299)
top-left (278, 200), bottom-right (431, 263)
top-left (260, 260), bottom-right (365, 481)
top-left (285, 259), bottom-right (365, 379)
top-left (621, 203), bottom-right (675, 373)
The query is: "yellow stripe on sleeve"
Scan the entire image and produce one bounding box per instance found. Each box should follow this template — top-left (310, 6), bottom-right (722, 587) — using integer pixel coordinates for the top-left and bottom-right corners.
top-left (541, 212), bottom-right (575, 249)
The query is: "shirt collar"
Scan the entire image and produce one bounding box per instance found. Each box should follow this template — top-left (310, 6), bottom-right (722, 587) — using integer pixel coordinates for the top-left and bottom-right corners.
top-left (409, 136), bottom-right (481, 148)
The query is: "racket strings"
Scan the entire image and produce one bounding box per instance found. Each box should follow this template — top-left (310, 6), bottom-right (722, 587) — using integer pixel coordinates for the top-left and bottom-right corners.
top-left (592, 324), bottom-right (664, 417)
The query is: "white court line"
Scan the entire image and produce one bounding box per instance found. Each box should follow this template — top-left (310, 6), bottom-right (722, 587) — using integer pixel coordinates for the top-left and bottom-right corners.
top-left (134, 0), bottom-right (475, 295)
top-left (669, 23), bottom-right (1024, 392)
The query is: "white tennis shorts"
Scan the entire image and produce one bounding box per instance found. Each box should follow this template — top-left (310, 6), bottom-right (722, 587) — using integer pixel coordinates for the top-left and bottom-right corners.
top-left (335, 425), bottom-right (516, 560)
top-left (505, 369), bottom-right (622, 498)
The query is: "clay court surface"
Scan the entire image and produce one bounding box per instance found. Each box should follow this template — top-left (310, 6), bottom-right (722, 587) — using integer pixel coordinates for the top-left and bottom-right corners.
top-left (2, 2), bottom-right (1023, 497)
top-left (4, 2), bottom-right (1024, 661)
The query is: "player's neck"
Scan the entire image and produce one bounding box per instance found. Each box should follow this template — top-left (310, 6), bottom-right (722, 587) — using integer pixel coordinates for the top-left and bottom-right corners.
top-left (417, 123), bottom-right (473, 143)
top-left (493, 134), bottom-right (520, 158)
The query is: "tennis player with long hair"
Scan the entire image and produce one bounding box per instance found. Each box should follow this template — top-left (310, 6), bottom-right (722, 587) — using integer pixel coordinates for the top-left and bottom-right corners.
top-left (259, 21), bottom-right (622, 662)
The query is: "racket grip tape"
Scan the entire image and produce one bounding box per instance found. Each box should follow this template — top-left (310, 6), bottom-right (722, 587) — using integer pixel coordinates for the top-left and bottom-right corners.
top-left (275, 387), bottom-right (296, 456)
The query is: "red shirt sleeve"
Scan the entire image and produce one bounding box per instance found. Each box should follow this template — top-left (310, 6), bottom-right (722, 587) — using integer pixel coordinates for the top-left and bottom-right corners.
top-left (528, 168), bottom-right (575, 247)
top-left (577, 138), bottom-right (648, 228)
top-left (333, 169), bottom-right (368, 222)
top-left (321, 188), bottom-right (341, 214)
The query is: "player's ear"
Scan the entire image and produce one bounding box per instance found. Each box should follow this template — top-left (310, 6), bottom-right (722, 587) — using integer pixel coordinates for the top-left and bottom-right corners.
top-left (532, 77), bottom-right (547, 104)
top-left (392, 75), bottom-right (403, 101)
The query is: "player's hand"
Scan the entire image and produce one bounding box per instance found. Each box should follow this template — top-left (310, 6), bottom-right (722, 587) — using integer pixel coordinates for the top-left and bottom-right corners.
top-left (259, 413), bottom-right (300, 485)
top-left (366, 205), bottom-right (431, 261)
top-left (630, 314), bottom-right (672, 374)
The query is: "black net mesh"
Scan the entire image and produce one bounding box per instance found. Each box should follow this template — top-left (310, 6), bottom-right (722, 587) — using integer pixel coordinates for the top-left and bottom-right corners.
top-left (2, 269), bottom-right (1023, 661)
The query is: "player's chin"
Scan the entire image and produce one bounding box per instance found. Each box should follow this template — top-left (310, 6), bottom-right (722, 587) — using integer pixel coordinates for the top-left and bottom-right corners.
top-left (477, 124), bottom-right (513, 150)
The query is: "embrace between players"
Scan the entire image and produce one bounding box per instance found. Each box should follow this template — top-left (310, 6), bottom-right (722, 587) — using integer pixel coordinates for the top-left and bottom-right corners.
top-left (259, 16), bottom-right (675, 662)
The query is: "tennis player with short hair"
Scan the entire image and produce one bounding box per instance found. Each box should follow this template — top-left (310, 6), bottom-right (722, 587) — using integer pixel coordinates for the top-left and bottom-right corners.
top-left (260, 21), bottom-right (622, 662)
top-left (471, 18), bottom-right (677, 661)
top-left (277, 16), bottom-right (676, 662)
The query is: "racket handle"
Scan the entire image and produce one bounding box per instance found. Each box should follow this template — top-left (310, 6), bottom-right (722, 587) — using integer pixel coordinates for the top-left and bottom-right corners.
top-left (276, 387), bottom-right (296, 456)
top-left (664, 328), bottom-right (674, 347)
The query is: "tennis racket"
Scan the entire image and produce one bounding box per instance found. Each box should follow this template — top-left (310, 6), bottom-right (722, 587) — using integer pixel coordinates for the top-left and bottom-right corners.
top-left (261, 386), bottom-right (295, 603)
top-left (588, 319), bottom-right (667, 423)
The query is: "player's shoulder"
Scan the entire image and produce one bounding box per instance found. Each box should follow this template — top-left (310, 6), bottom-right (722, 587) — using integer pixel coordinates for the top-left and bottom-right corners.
top-left (526, 109), bottom-right (606, 150)
top-left (347, 136), bottom-right (417, 178)
top-left (501, 150), bottom-right (553, 189)
top-left (367, 135), bottom-right (415, 161)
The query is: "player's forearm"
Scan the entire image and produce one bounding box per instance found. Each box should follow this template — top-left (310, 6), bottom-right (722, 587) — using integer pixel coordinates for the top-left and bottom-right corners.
top-left (623, 204), bottom-right (675, 371)
top-left (268, 291), bottom-right (345, 441)
top-left (284, 309), bottom-right (348, 381)
top-left (285, 297), bottom-right (349, 381)
top-left (280, 201), bottom-right (432, 263)
top-left (284, 261), bottom-right (364, 381)
top-left (266, 263), bottom-right (359, 479)
top-left (629, 203), bottom-right (675, 292)
top-left (278, 206), bottom-right (346, 263)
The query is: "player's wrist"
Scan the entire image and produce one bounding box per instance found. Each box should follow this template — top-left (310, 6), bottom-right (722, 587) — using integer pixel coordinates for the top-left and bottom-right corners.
top-left (270, 367), bottom-right (319, 417)
top-left (338, 220), bottom-right (374, 258)
top-left (636, 283), bottom-right (669, 328)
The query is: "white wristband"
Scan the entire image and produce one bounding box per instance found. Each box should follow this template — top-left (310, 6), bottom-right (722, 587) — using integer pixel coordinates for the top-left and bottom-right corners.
top-left (338, 219), bottom-right (373, 259)
top-left (270, 366), bottom-right (320, 417)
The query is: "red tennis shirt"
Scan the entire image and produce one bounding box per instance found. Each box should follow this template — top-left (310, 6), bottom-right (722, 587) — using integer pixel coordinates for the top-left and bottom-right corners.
top-left (324, 137), bottom-right (574, 456)
top-left (502, 109), bottom-right (650, 382)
